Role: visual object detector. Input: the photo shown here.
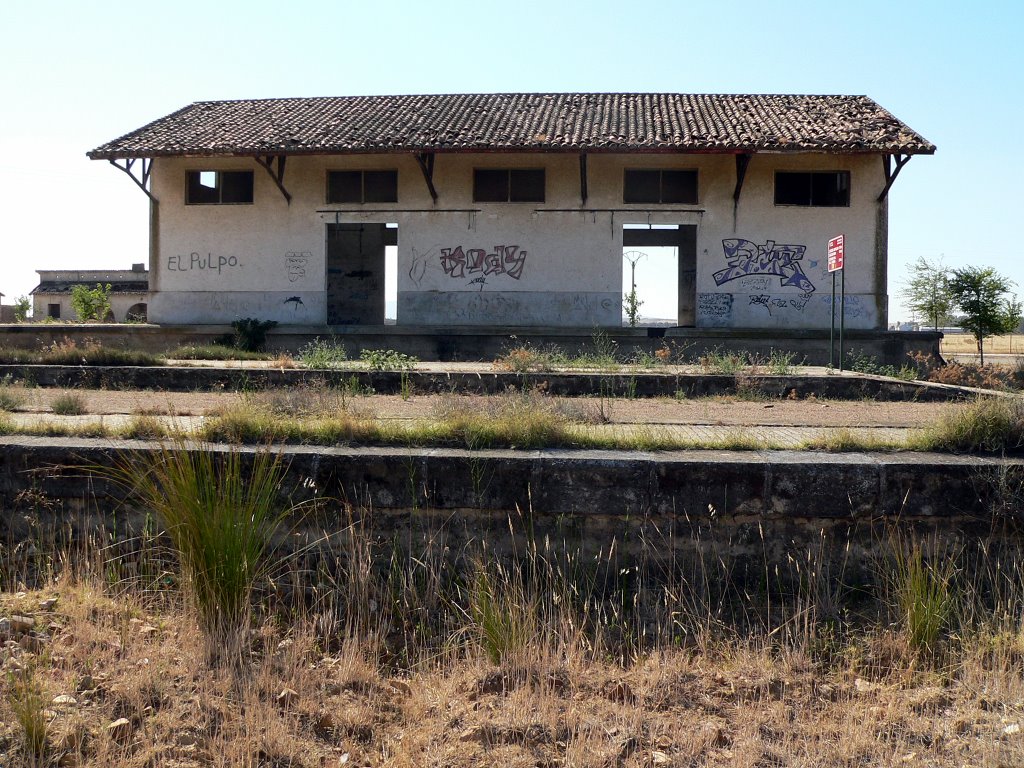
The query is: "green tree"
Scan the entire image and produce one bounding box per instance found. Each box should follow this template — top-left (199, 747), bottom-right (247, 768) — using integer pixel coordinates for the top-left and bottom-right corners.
top-left (901, 256), bottom-right (953, 331)
top-left (947, 266), bottom-right (1022, 366)
top-left (70, 283), bottom-right (112, 322)
top-left (12, 296), bottom-right (30, 322)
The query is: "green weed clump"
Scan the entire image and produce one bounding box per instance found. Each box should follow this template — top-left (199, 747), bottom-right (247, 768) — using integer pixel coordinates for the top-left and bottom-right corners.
top-left (359, 348), bottom-right (418, 372)
top-left (121, 446), bottom-right (291, 664)
top-left (885, 538), bottom-right (958, 658)
top-left (0, 339), bottom-right (163, 366)
top-left (699, 348), bottom-right (747, 375)
top-left (6, 666), bottom-right (49, 765)
top-left (50, 392), bottom-right (86, 416)
top-left (913, 396), bottom-right (1024, 453)
top-left (165, 344), bottom-right (272, 361)
top-left (298, 338), bottom-right (349, 369)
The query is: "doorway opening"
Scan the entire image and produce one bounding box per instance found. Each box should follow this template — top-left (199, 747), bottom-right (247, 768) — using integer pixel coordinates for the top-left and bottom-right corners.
top-left (326, 223), bottom-right (398, 325)
top-left (621, 224), bottom-right (697, 327)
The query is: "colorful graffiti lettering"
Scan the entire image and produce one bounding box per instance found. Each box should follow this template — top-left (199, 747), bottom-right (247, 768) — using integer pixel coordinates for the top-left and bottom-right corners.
top-left (714, 239), bottom-right (815, 293)
top-left (439, 245), bottom-right (527, 281)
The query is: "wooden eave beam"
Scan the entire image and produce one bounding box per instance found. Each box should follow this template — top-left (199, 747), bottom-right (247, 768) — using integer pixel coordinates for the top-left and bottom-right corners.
top-left (732, 152), bottom-right (752, 204)
top-left (579, 153), bottom-right (588, 205)
top-left (416, 152), bottom-right (438, 202)
top-left (877, 153), bottom-right (911, 202)
top-left (109, 158), bottom-right (157, 203)
top-left (255, 155), bottom-right (291, 204)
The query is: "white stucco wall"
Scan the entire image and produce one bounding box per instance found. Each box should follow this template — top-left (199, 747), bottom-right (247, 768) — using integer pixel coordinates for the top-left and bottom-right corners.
top-left (147, 149), bottom-right (888, 329)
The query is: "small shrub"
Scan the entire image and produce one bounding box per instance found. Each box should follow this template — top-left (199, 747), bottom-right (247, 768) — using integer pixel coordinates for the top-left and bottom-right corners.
top-left (120, 446), bottom-right (291, 665)
top-left (915, 396), bottom-right (1024, 453)
top-left (51, 392), bottom-right (86, 415)
top-left (845, 349), bottom-right (917, 381)
top-left (360, 348), bottom-right (417, 372)
top-left (7, 667), bottom-right (49, 765)
top-left (299, 338), bottom-right (349, 369)
top-left (0, 382), bottom-right (26, 411)
top-left (70, 283), bottom-right (112, 322)
top-left (12, 296), bottom-right (30, 323)
top-left (767, 349), bottom-right (797, 375)
top-left (231, 318), bottom-right (277, 353)
top-left (493, 343), bottom-right (561, 372)
top-left (699, 348), bottom-right (746, 374)
top-left (886, 537), bottom-right (958, 659)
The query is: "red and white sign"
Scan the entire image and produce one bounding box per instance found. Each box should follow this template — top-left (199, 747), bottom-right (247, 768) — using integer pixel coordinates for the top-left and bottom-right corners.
top-left (827, 234), bottom-right (845, 272)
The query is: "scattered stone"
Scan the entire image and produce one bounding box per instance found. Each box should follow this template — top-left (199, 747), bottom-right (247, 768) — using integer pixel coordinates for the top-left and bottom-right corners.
top-left (39, 598), bottom-right (58, 611)
top-left (314, 712), bottom-right (336, 734)
top-left (651, 751), bottom-right (671, 765)
top-left (277, 638), bottom-right (294, 652)
top-left (0, 618), bottom-right (10, 639)
top-left (52, 694), bottom-right (78, 707)
top-left (604, 681), bottom-right (636, 704)
top-left (175, 732), bottom-right (199, 748)
top-left (325, 681), bottom-right (343, 696)
top-left (106, 717), bottom-right (132, 741)
top-left (19, 632), bottom-right (49, 652)
top-left (701, 723), bottom-right (730, 748)
top-left (910, 688), bottom-right (952, 714)
top-left (276, 687), bottom-right (299, 708)
top-left (458, 726), bottom-right (483, 743)
top-left (10, 615), bottom-right (34, 635)
top-left (389, 679), bottom-right (412, 696)
top-left (854, 678), bottom-right (879, 694)
top-left (76, 675), bottom-right (95, 693)
top-left (1004, 723), bottom-right (1021, 737)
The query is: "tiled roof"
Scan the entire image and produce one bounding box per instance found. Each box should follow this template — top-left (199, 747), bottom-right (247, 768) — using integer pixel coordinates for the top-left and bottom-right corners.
top-left (32, 280), bottom-right (149, 296)
top-left (88, 93), bottom-right (934, 159)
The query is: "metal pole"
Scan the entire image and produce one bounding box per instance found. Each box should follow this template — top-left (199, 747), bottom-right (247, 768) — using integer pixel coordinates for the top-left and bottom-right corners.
top-left (839, 268), bottom-right (846, 372)
top-left (830, 271), bottom-right (836, 367)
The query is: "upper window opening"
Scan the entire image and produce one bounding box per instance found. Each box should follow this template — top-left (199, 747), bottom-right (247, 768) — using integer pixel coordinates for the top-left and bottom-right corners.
top-left (327, 170), bottom-right (398, 203)
top-left (774, 171), bottom-right (850, 207)
top-left (623, 169), bottom-right (697, 204)
top-left (186, 170), bottom-right (254, 204)
top-left (473, 169), bottom-right (545, 203)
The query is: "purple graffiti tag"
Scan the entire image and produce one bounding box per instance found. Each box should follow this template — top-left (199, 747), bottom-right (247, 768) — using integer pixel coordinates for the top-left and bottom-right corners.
top-left (714, 239), bottom-right (815, 293)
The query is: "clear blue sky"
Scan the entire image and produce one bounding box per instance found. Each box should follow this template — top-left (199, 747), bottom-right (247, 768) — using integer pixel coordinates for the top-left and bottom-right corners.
top-left (2, 0), bottom-right (1020, 322)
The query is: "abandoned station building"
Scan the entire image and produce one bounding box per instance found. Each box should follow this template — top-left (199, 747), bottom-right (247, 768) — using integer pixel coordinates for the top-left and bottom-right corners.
top-left (88, 93), bottom-right (933, 331)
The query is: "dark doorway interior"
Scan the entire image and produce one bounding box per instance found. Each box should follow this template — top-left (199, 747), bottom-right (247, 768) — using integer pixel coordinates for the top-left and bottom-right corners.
top-left (326, 223), bottom-right (397, 325)
top-left (622, 225), bottom-right (697, 326)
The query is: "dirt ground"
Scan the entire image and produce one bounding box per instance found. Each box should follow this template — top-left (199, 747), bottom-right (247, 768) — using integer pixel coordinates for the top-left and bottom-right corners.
top-left (11, 388), bottom-right (954, 429)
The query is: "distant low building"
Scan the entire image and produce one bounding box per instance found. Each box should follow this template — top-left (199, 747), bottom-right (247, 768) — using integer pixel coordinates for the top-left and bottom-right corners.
top-left (31, 265), bottom-right (149, 321)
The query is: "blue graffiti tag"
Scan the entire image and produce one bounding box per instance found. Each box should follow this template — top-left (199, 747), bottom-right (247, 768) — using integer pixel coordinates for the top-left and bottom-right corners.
top-left (713, 239), bottom-right (815, 293)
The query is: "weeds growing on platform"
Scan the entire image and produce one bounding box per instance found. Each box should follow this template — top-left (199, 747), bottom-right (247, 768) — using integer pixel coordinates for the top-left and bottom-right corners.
top-left (1, 475), bottom-right (1024, 765)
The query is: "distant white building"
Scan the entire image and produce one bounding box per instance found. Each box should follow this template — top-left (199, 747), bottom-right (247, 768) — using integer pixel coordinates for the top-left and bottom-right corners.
top-left (31, 265), bottom-right (149, 321)
top-left (88, 93), bottom-right (933, 330)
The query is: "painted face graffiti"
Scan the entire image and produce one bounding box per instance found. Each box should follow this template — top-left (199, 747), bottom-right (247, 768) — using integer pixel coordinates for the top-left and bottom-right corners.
top-left (713, 239), bottom-right (815, 293)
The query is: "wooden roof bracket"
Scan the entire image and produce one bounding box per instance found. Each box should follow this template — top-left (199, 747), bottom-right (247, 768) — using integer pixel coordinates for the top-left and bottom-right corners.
top-left (255, 155), bottom-right (291, 204)
top-left (877, 153), bottom-right (911, 202)
top-left (109, 158), bottom-right (157, 203)
top-left (732, 152), bottom-right (752, 227)
top-left (579, 153), bottom-right (588, 205)
top-left (416, 152), bottom-right (438, 202)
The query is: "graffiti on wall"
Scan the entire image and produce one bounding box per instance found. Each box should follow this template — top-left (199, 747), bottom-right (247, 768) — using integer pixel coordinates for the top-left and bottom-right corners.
top-left (713, 239), bottom-right (815, 293)
top-left (285, 252), bottom-right (310, 283)
top-left (746, 292), bottom-right (814, 315)
top-left (166, 252), bottom-right (242, 273)
top-left (439, 245), bottom-right (528, 285)
top-left (697, 292), bottom-right (733, 325)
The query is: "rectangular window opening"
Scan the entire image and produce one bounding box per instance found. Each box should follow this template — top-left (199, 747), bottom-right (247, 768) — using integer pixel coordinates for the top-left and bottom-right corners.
top-left (473, 168), bottom-right (545, 202)
top-left (624, 169), bottom-right (697, 204)
top-left (326, 170), bottom-right (398, 204)
top-left (186, 170), bottom-right (254, 205)
top-left (774, 171), bottom-right (850, 207)
top-left (48, 303), bottom-right (61, 319)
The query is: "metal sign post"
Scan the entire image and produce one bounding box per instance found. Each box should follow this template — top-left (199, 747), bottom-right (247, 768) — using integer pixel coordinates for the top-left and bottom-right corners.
top-left (827, 235), bottom-right (845, 370)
